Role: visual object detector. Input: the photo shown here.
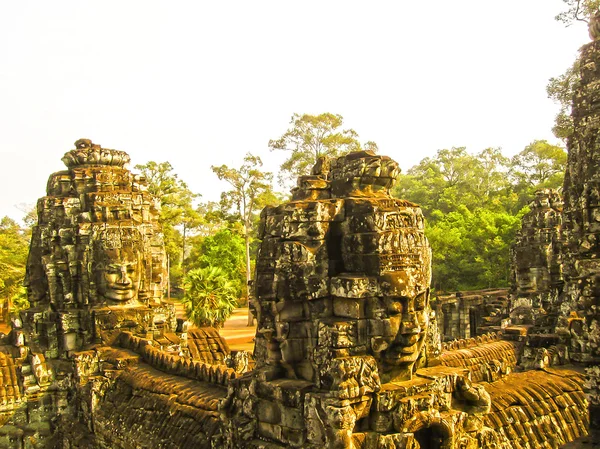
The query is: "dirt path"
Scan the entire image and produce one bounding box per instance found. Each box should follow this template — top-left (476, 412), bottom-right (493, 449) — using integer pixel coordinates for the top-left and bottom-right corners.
top-left (219, 308), bottom-right (256, 351)
top-left (175, 302), bottom-right (256, 352)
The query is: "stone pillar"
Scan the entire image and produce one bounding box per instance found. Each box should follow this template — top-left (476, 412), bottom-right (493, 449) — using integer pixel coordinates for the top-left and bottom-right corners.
top-left (561, 37), bottom-right (600, 413)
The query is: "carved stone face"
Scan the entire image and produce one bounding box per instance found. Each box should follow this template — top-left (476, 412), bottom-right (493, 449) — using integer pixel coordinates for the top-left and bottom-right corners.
top-left (373, 264), bottom-right (430, 381)
top-left (96, 247), bottom-right (142, 302)
top-left (381, 291), bottom-right (429, 368)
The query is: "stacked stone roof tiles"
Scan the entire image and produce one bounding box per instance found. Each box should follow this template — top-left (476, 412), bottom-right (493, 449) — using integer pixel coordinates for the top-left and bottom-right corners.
top-left (483, 370), bottom-right (589, 448)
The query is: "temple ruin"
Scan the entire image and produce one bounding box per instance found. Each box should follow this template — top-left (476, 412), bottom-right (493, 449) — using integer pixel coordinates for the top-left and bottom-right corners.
top-left (0, 140), bottom-right (589, 448)
top-left (222, 151), bottom-right (590, 448)
top-left (0, 139), bottom-right (237, 448)
top-left (559, 29), bottom-right (600, 411)
top-left (0, 21), bottom-right (599, 449)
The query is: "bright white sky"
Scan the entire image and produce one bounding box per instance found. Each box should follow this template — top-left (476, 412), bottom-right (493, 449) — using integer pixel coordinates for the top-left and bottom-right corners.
top-left (0, 1), bottom-right (589, 221)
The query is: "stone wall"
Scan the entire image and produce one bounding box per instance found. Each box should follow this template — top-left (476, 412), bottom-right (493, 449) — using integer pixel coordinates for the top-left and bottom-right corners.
top-left (433, 289), bottom-right (510, 340)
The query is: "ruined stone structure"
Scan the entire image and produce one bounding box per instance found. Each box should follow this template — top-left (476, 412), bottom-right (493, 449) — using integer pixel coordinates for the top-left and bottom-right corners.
top-left (24, 138), bottom-right (170, 356)
top-left (223, 151), bottom-right (590, 448)
top-left (433, 289), bottom-right (510, 341)
top-left (558, 31), bottom-right (600, 414)
top-left (0, 140), bottom-right (236, 448)
top-left (499, 26), bottom-right (600, 433)
top-left (0, 142), bottom-right (591, 448)
top-left (510, 189), bottom-right (564, 333)
top-left (509, 30), bottom-right (600, 423)
top-left (512, 189), bottom-right (564, 299)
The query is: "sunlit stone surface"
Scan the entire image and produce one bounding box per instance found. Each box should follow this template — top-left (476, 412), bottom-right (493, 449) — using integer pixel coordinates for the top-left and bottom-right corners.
top-left (0, 133), bottom-right (593, 446)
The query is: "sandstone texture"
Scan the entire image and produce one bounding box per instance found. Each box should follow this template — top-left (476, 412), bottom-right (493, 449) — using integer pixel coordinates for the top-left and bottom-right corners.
top-left (222, 151), bottom-right (589, 448)
top-left (0, 139), bottom-right (592, 448)
top-left (559, 38), bottom-right (600, 408)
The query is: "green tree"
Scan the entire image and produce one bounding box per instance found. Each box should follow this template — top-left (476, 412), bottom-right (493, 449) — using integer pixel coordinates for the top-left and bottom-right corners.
top-left (0, 217), bottom-right (30, 316)
top-left (510, 140), bottom-right (567, 209)
top-left (555, 0), bottom-right (600, 25)
top-left (269, 113), bottom-right (377, 184)
top-left (549, 0), bottom-right (597, 141)
top-left (182, 266), bottom-right (238, 328)
top-left (393, 145), bottom-right (552, 292)
top-left (212, 153), bottom-right (275, 291)
top-left (135, 161), bottom-right (201, 293)
top-left (427, 207), bottom-right (523, 291)
top-left (187, 228), bottom-right (246, 298)
top-left (393, 147), bottom-right (511, 219)
top-left (547, 60), bottom-right (580, 141)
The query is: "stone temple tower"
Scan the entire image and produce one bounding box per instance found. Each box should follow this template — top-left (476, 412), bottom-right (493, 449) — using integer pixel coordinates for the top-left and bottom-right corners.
top-left (558, 29), bottom-right (600, 411)
top-left (224, 151), bottom-right (590, 449)
top-left (23, 139), bottom-right (169, 358)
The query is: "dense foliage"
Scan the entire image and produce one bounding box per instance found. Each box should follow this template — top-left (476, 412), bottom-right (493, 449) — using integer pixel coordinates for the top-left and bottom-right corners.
top-left (212, 154), bottom-right (276, 292)
top-left (182, 266), bottom-right (239, 328)
top-left (394, 142), bottom-right (567, 292)
top-left (555, 0), bottom-right (600, 25)
top-left (268, 113), bottom-right (377, 185)
top-left (0, 217), bottom-right (30, 315)
top-left (186, 228), bottom-right (246, 299)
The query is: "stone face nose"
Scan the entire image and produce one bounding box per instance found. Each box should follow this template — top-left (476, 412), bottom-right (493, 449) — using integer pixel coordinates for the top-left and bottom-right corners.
top-left (117, 266), bottom-right (131, 285)
top-left (400, 312), bottom-right (421, 335)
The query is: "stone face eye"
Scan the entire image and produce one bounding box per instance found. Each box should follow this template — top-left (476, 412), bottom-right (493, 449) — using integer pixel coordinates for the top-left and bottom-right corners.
top-left (106, 266), bottom-right (121, 274)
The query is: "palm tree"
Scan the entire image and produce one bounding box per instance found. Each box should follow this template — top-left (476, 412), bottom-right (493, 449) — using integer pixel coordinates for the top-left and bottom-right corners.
top-left (181, 266), bottom-right (238, 328)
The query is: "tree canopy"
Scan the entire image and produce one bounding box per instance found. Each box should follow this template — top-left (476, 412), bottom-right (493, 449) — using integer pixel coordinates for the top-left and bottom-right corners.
top-left (187, 228), bottom-right (246, 298)
top-left (268, 113), bottom-right (377, 184)
top-left (548, 1), bottom-right (596, 141)
top-left (212, 153), bottom-right (275, 289)
top-left (0, 216), bottom-right (31, 315)
top-left (555, 0), bottom-right (600, 25)
top-left (394, 143), bottom-right (567, 291)
top-left (547, 60), bottom-right (579, 141)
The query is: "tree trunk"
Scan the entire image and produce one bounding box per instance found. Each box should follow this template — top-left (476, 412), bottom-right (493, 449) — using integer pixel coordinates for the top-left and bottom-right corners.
top-left (244, 226), bottom-right (254, 326)
top-left (182, 223), bottom-right (187, 296)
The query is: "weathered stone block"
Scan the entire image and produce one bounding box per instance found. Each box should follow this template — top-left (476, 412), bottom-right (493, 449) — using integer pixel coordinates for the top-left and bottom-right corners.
top-left (330, 275), bottom-right (379, 299)
top-left (256, 399), bottom-right (281, 424)
top-left (332, 298), bottom-right (363, 319)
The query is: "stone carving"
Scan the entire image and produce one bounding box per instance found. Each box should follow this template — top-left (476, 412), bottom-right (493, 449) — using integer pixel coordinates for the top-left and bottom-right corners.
top-left (0, 141), bottom-right (238, 448)
top-left (224, 151), bottom-right (590, 448)
top-left (558, 34), bottom-right (600, 414)
top-left (24, 139), bottom-right (167, 357)
top-left (509, 189), bottom-right (564, 334)
top-left (511, 189), bottom-right (564, 300)
top-left (0, 141), bottom-right (593, 447)
top-left (251, 151), bottom-right (431, 388)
